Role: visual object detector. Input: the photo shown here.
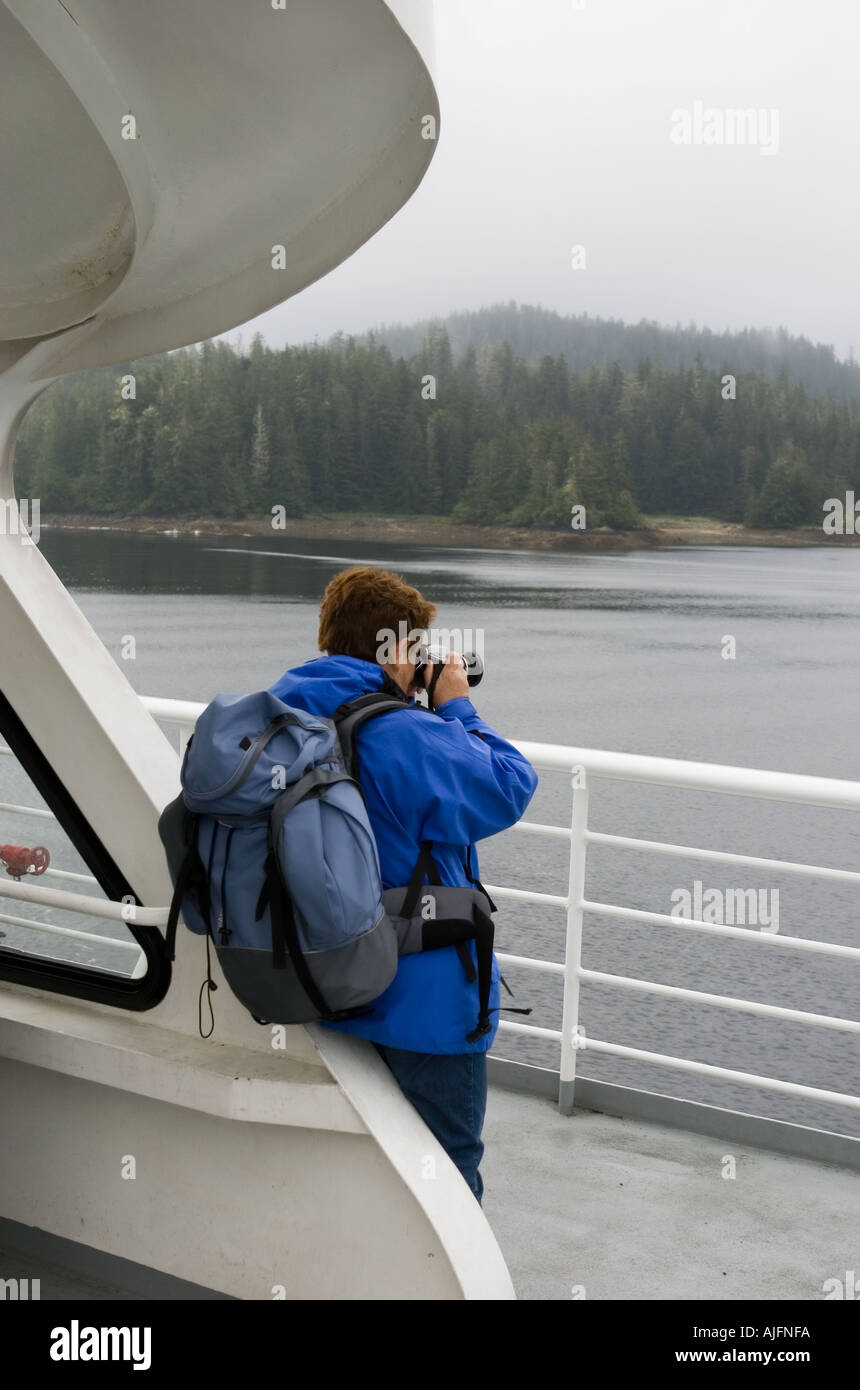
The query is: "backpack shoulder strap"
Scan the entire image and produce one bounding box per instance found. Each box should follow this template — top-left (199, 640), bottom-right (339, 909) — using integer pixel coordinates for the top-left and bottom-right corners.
top-left (333, 690), bottom-right (420, 781)
top-left (164, 805), bottom-right (211, 961)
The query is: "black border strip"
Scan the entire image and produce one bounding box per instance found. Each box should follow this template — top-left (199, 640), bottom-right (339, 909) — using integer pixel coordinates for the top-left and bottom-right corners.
top-left (0, 689), bottom-right (170, 1009)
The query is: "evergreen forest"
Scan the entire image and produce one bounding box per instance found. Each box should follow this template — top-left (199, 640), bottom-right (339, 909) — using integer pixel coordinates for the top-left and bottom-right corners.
top-left (15, 305), bottom-right (860, 529)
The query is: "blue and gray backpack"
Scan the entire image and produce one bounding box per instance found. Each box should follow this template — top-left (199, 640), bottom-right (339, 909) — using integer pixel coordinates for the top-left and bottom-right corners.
top-left (157, 688), bottom-right (497, 1040)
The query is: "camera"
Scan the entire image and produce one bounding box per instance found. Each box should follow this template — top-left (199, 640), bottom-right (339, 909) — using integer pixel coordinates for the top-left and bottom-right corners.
top-left (412, 645), bottom-right (484, 701)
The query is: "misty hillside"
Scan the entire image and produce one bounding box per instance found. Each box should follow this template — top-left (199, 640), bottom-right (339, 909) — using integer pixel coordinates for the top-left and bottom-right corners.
top-left (355, 302), bottom-right (860, 403)
top-left (18, 330), bottom-right (860, 531)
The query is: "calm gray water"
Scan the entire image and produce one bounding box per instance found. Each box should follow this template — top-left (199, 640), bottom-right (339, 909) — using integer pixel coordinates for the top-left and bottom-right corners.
top-left (8, 529), bottom-right (860, 1136)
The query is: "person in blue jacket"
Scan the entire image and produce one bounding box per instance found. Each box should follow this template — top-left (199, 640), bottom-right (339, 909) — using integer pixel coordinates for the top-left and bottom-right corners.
top-left (269, 565), bottom-right (538, 1202)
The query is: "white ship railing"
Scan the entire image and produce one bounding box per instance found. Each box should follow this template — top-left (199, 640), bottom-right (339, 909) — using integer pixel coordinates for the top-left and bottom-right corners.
top-left (3, 696), bottom-right (860, 1114)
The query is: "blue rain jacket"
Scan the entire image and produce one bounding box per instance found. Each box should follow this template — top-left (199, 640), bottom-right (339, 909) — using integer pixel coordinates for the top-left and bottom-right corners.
top-left (268, 655), bottom-right (538, 1053)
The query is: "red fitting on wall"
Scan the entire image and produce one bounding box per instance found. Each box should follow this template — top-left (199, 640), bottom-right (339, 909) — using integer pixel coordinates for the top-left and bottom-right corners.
top-left (0, 844), bottom-right (50, 879)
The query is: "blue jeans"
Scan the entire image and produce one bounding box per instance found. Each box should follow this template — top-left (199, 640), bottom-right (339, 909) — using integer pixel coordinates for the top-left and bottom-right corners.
top-left (374, 1045), bottom-right (488, 1203)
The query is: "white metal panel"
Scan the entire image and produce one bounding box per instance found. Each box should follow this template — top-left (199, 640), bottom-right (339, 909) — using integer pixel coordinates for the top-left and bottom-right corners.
top-left (0, 0), bottom-right (439, 376)
top-left (0, 1059), bottom-right (470, 1299)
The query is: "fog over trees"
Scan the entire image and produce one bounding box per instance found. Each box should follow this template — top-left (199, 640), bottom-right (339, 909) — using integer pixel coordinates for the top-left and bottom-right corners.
top-left (16, 305), bottom-right (859, 529)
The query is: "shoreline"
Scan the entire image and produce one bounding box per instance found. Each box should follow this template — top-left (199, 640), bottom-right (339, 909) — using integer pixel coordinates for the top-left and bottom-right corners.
top-left (37, 513), bottom-right (859, 551)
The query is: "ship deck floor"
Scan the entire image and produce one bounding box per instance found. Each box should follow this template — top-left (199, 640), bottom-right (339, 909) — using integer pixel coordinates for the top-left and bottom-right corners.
top-left (483, 1086), bottom-right (858, 1301)
top-left (1, 1082), bottom-right (856, 1301)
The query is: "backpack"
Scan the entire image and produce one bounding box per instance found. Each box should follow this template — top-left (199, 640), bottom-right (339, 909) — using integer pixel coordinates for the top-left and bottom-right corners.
top-left (157, 688), bottom-right (497, 1041)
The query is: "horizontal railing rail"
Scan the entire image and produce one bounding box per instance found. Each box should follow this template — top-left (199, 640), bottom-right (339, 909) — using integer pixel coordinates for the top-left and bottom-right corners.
top-left (0, 741), bottom-right (150, 977)
top-left (136, 695), bottom-right (860, 1118)
top-left (6, 704), bottom-right (860, 1118)
top-left (0, 877), bottom-right (168, 928)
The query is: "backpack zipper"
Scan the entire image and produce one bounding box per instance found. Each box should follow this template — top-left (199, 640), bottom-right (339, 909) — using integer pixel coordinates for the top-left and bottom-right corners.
top-left (193, 714), bottom-right (329, 803)
top-left (204, 820), bottom-right (219, 945)
top-left (218, 826), bottom-right (235, 945)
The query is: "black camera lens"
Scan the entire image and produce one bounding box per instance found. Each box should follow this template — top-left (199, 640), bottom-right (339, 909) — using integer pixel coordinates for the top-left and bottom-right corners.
top-left (413, 647), bottom-right (484, 694)
top-left (462, 652), bottom-right (484, 687)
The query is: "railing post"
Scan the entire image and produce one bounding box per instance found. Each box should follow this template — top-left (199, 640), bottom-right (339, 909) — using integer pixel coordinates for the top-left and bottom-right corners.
top-left (177, 723), bottom-right (194, 762)
top-left (559, 771), bottom-right (588, 1114)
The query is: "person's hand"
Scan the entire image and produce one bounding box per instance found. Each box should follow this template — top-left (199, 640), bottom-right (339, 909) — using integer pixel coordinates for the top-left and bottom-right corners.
top-left (429, 653), bottom-right (471, 709)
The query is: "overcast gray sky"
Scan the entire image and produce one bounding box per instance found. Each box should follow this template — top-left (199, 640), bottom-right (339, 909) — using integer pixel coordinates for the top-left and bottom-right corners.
top-left (228, 0), bottom-right (860, 359)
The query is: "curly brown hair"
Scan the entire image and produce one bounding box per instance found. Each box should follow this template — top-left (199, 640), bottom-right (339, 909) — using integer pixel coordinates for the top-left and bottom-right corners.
top-left (317, 566), bottom-right (437, 663)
